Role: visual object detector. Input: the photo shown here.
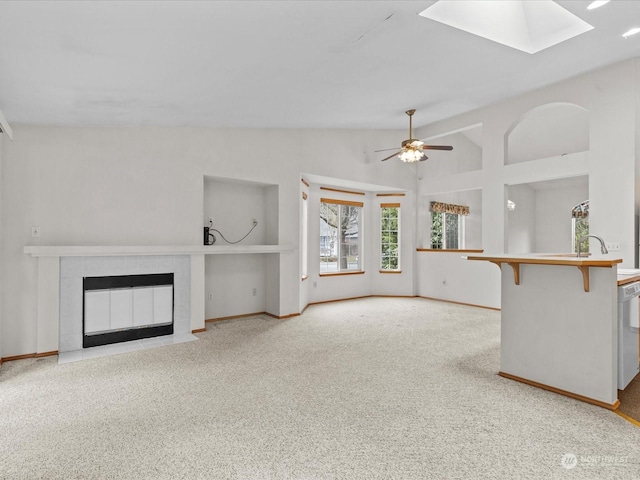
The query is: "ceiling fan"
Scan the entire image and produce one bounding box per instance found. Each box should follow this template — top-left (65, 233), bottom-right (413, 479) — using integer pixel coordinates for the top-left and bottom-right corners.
top-left (376, 109), bottom-right (453, 162)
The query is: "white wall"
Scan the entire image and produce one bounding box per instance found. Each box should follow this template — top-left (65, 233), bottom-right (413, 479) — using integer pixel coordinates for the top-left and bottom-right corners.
top-left (507, 104), bottom-right (589, 164)
top-left (506, 179), bottom-right (588, 254)
top-left (303, 181), bottom-right (415, 305)
top-left (506, 183), bottom-right (535, 253)
top-left (3, 59), bottom-right (640, 355)
top-left (0, 132), bottom-right (3, 363)
top-left (1, 126), bottom-right (413, 357)
top-left (370, 192), bottom-right (415, 297)
top-left (203, 177), bottom-right (272, 245)
top-left (419, 189), bottom-right (482, 249)
top-left (416, 58), bottom-right (639, 308)
top-left (304, 183), bottom-right (415, 303)
top-left (203, 177), bottom-right (274, 319)
top-left (534, 183), bottom-right (588, 253)
top-left (421, 130), bottom-right (483, 176)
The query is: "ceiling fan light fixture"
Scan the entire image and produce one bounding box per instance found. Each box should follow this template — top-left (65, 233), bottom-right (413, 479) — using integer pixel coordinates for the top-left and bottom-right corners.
top-left (376, 108), bottom-right (452, 162)
top-left (399, 149), bottom-right (424, 163)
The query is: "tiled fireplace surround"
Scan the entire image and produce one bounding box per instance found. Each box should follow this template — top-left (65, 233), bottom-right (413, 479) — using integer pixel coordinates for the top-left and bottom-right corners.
top-left (59, 255), bottom-right (191, 352)
top-left (23, 244), bottom-right (291, 359)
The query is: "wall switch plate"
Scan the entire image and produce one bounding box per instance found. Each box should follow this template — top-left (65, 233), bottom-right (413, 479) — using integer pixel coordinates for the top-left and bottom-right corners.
top-left (606, 242), bottom-right (621, 252)
top-left (208, 293), bottom-right (214, 301)
top-left (252, 288), bottom-right (257, 296)
top-left (31, 226), bottom-right (40, 237)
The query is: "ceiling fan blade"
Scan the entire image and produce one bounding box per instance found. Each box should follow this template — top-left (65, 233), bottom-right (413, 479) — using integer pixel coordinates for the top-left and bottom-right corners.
top-left (419, 155), bottom-right (429, 161)
top-left (381, 151), bottom-right (402, 162)
top-left (421, 145), bottom-right (453, 151)
top-left (375, 147), bottom-right (402, 152)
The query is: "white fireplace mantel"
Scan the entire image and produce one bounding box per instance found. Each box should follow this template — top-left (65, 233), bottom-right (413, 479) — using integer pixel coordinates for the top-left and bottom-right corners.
top-left (25, 244), bottom-right (295, 355)
top-left (24, 244), bottom-right (294, 257)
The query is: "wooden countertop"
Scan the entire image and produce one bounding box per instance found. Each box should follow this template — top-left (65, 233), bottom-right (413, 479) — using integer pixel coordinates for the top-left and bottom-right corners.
top-left (466, 253), bottom-right (623, 292)
top-left (465, 253), bottom-right (622, 267)
top-left (617, 273), bottom-right (640, 286)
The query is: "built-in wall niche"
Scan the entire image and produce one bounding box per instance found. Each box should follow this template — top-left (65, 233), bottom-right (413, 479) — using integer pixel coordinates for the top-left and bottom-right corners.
top-left (202, 175), bottom-right (279, 321)
top-left (506, 103), bottom-right (589, 165)
top-left (506, 175), bottom-right (588, 254)
top-left (418, 124), bottom-right (482, 178)
top-left (419, 189), bottom-right (482, 250)
top-left (203, 176), bottom-right (279, 246)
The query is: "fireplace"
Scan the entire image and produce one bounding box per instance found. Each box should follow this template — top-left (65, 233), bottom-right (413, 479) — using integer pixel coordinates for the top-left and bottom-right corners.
top-left (83, 273), bottom-right (174, 348)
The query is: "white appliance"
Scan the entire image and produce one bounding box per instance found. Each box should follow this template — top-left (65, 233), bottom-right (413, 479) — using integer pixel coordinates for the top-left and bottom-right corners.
top-left (617, 281), bottom-right (640, 389)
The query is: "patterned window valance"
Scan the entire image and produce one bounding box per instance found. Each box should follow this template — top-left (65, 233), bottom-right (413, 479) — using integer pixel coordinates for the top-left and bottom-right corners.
top-left (572, 200), bottom-right (589, 218)
top-left (430, 201), bottom-right (470, 216)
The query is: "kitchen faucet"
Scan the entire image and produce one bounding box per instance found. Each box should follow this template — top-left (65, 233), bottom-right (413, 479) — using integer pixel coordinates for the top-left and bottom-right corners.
top-left (577, 234), bottom-right (609, 257)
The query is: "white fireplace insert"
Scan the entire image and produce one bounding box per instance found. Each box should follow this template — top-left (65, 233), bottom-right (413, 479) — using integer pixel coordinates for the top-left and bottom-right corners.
top-left (83, 273), bottom-right (174, 348)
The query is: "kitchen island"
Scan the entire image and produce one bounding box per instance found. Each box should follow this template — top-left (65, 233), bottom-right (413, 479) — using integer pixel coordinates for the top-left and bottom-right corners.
top-left (467, 253), bottom-right (623, 409)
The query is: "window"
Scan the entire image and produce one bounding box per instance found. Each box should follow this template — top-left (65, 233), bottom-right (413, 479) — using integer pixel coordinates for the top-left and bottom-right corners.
top-left (572, 200), bottom-right (589, 254)
top-left (320, 199), bottom-right (362, 273)
top-left (431, 213), bottom-right (464, 249)
top-left (380, 204), bottom-right (400, 270)
top-left (430, 201), bottom-right (468, 250)
top-left (301, 191), bottom-right (308, 279)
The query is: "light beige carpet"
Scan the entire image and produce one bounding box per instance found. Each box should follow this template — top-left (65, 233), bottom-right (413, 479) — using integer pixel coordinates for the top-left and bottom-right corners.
top-left (1, 297), bottom-right (639, 479)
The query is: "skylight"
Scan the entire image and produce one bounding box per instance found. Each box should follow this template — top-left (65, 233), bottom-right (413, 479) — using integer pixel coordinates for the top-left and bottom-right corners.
top-left (418, 0), bottom-right (594, 54)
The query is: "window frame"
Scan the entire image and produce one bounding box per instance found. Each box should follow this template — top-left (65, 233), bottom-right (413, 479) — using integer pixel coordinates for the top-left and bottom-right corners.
top-left (319, 198), bottom-right (364, 275)
top-left (301, 190), bottom-right (308, 280)
top-left (430, 212), bottom-right (465, 250)
top-left (572, 216), bottom-right (589, 254)
top-left (380, 203), bottom-right (400, 272)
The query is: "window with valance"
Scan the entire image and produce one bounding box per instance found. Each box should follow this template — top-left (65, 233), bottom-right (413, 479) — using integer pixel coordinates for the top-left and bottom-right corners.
top-left (430, 202), bottom-right (470, 216)
top-left (430, 202), bottom-right (469, 249)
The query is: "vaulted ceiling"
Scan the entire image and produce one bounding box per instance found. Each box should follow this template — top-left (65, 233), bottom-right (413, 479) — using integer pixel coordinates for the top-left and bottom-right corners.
top-left (1, 1), bottom-right (640, 130)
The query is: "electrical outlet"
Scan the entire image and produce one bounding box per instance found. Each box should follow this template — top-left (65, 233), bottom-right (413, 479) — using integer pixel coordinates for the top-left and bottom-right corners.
top-left (31, 226), bottom-right (40, 238)
top-left (208, 292), bottom-right (214, 301)
top-left (313, 281), bottom-right (317, 288)
top-left (605, 242), bottom-right (621, 252)
top-left (252, 288), bottom-right (257, 296)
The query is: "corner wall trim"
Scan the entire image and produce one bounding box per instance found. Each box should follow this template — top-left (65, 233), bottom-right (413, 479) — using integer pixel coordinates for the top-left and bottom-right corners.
top-left (2, 351), bottom-right (59, 363)
top-left (418, 295), bottom-right (501, 311)
top-left (616, 410), bottom-right (640, 427)
top-left (265, 312), bottom-right (301, 320)
top-left (205, 311), bottom-right (266, 323)
top-left (498, 371), bottom-right (620, 411)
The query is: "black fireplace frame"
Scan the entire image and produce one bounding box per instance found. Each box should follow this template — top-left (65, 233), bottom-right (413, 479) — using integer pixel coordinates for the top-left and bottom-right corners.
top-left (82, 273), bottom-right (174, 348)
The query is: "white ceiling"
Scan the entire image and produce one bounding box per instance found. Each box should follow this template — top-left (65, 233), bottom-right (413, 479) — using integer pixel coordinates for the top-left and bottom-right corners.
top-left (1, 0), bottom-right (640, 130)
